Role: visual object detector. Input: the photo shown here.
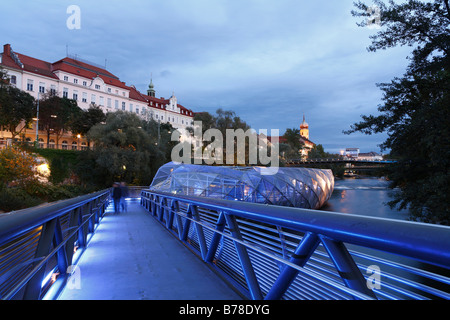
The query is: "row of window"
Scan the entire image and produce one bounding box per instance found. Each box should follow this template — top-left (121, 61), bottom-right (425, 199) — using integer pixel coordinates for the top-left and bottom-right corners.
top-left (24, 78), bottom-right (194, 125)
top-left (62, 75), bottom-right (127, 97)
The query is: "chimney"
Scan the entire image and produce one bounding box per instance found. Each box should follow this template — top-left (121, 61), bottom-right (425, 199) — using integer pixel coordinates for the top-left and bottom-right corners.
top-left (3, 44), bottom-right (11, 56)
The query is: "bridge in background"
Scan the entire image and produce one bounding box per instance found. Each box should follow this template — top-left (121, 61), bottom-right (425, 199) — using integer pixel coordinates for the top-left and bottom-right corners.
top-left (0, 187), bottom-right (449, 300)
top-left (285, 158), bottom-right (396, 165)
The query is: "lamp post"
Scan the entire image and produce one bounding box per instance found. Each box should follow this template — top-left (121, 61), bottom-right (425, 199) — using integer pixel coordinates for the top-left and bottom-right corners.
top-left (35, 91), bottom-right (39, 147)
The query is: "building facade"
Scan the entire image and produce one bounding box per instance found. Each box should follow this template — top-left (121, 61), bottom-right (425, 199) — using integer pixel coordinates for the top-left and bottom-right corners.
top-left (299, 115), bottom-right (314, 158)
top-left (0, 44), bottom-right (194, 148)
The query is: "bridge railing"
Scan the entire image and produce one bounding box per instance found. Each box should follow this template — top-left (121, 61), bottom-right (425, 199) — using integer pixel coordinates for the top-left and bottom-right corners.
top-left (140, 190), bottom-right (450, 300)
top-left (0, 189), bottom-right (111, 300)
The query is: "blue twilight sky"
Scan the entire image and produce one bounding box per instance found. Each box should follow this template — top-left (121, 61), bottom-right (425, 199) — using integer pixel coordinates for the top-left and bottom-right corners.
top-left (0, 0), bottom-right (412, 153)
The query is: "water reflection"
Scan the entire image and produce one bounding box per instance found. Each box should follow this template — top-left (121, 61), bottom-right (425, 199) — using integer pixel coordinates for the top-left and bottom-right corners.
top-left (320, 177), bottom-right (409, 221)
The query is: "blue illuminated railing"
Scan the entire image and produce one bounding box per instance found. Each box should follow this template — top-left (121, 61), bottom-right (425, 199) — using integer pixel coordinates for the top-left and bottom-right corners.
top-left (0, 189), bottom-right (111, 300)
top-left (140, 190), bottom-right (450, 300)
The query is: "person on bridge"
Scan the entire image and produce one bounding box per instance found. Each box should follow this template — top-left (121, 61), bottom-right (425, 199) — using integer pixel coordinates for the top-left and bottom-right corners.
top-left (112, 182), bottom-right (122, 214)
top-left (120, 182), bottom-right (129, 212)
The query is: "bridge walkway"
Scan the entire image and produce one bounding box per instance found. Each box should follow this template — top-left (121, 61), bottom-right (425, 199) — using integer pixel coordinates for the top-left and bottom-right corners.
top-left (57, 199), bottom-right (242, 300)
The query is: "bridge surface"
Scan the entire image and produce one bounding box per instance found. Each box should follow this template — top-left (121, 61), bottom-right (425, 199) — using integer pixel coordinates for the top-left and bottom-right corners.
top-left (57, 199), bottom-right (241, 300)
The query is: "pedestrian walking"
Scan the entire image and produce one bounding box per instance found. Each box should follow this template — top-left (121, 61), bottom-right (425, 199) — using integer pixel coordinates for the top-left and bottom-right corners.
top-left (112, 182), bottom-right (122, 213)
top-left (120, 181), bottom-right (129, 212)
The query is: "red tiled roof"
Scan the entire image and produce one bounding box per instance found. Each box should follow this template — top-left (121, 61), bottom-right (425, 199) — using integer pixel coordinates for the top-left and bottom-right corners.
top-left (127, 85), bottom-right (148, 103)
top-left (52, 57), bottom-right (128, 89)
top-left (1, 44), bottom-right (195, 117)
top-left (1, 49), bottom-right (58, 79)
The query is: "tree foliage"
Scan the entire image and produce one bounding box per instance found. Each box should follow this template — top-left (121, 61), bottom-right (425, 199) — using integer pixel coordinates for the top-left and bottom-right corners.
top-left (38, 94), bottom-right (83, 147)
top-left (346, 0), bottom-right (450, 224)
top-left (75, 111), bottom-right (174, 188)
top-left (0, 146), bottom-right (38, 187)
top-left (70, 104), bottom-right (106, 140)
top-left (0, 68), bottom-right (35, 139)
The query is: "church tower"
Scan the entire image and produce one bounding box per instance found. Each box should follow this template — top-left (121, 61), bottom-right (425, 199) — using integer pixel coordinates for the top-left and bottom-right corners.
top-left (147, 76), bottom-right (155, 97)
top-left (300, 114), bottom-right (309, 140)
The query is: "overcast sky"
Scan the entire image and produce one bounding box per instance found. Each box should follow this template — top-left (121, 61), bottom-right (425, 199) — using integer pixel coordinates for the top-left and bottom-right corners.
top-left (1, 0), bottom-right (412, 153)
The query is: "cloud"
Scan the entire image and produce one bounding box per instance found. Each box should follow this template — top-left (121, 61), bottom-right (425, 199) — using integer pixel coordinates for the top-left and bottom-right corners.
top-left (0, 0), bottom-right (412, 153)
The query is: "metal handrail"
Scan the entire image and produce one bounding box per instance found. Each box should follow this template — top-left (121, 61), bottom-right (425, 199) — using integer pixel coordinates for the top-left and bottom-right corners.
top-left (0, 189), bottom-right (111, 300)
top-left (140, 190), bottom-right (450, 300)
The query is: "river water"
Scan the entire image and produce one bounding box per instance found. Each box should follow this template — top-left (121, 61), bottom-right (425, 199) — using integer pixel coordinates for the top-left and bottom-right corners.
top-left (321, 176), bottom-right (410, 221)
top-left (319, 177), bottom-right (449, 299)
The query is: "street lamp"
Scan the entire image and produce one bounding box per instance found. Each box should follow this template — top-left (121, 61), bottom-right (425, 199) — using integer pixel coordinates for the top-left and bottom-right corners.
top-left (35, 91), bottom-right (39, 147)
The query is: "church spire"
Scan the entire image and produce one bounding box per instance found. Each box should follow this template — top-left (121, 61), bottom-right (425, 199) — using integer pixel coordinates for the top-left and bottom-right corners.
top-left (147, 74), bottom-right (155, 97)
top-left (300, 114), bottom-right (309, 140)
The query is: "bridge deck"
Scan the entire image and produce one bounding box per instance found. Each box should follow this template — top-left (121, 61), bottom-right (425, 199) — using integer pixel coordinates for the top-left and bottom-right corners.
top-left (57, 199), bottom-right (241, 300)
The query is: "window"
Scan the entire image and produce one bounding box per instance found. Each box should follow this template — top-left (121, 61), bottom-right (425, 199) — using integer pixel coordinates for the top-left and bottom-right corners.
top-left (74, 79), bottom-right (78, 84)
top-left (83, 81), bottom-right (87, 86)
top-left (99, 96), bottom-right (104, 106)
top-left (39, 82), bottom-right (45, 93)
top-left (130, 103), bottom-right (133, 112)
top-left (107, 98), bottom-right (112, 108)
top-left (136, 108), bottom-right (139, 114)
top-left (10, 75), bottom-right (16, 84)
top-left (62, 141), bottom-right (68, 150)
top-left (115, 100), bottom-right (119, 109)
top-left (27, 80), bottom-right (33, 91)
top-left (95, 84), bottom-right (100, 90)
top-left (64, 76), bottom-right (69, 81)
top-left (50, 85), bottom-right (56, 95)
top-left (108, 88), bottom-right (111, 93)
top-left (91, 94), bottom-right (96, 104)
top-left (122, 102), bottom-right (126, 110)
top-left (73, 90), bottom-right (78, 101)
top-left (63, 88), bottom-right (69, 98)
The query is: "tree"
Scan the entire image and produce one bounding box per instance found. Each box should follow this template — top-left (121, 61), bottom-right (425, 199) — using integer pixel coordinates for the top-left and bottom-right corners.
top-left (76, 111), bottom-right (173, 187)
top-left (38, 94), bottom-right (83, 147)
top-left (0, 68), bottom-right (35, 139)
top-left (307, 144), bottom-right (338, 159)
top-left (70, 104), bottom-right (106, 146)
top-left (282, 128), bottom-right (303, 159)
top-left (193, 108), bottom-right (253, 165)
top-left (345, 0), bottom-right (450, 224)
top-left (0, 146), bottom-right (38, 187)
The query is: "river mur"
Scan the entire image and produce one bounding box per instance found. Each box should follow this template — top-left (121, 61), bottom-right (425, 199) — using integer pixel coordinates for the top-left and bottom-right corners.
top-left (321, 177), bottom-right (410, 221)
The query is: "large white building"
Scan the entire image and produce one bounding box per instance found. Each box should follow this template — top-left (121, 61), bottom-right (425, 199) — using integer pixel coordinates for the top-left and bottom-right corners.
top-left (0, 43), bottom-right (194, 148)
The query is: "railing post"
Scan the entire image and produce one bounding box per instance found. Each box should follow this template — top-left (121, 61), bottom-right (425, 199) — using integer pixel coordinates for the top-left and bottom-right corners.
top-left (53, 218), bottom-right (69, 276)
top-left (66, 207), bottom-right (80, 266)
top-left (205, 212), bottom-right (226, 263)
top-left (181, 204), bottom-right (193, 242)
top-left (224, 213), bottom-right (263, 300)
top-left (167, 199), bottom-right (178, 230)
top-left (320, 237), bottom-right (377, 300)
top-left (22, 219), bottom-right (57, 300)
top-left (191, 205), bottom-right (208, 260)
top-left (77, 205), bottom-right (87, 248)
top-left (265, 232), bottom-right (320, 300)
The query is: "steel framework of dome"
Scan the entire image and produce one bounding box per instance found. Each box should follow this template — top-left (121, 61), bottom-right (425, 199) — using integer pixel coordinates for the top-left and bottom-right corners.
top-left (149, 162), bottom-right (334, 209)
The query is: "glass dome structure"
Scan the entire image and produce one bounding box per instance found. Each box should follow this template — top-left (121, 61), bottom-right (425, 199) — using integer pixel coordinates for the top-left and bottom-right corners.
top-left (149, 162), bottom-right (334, 209)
